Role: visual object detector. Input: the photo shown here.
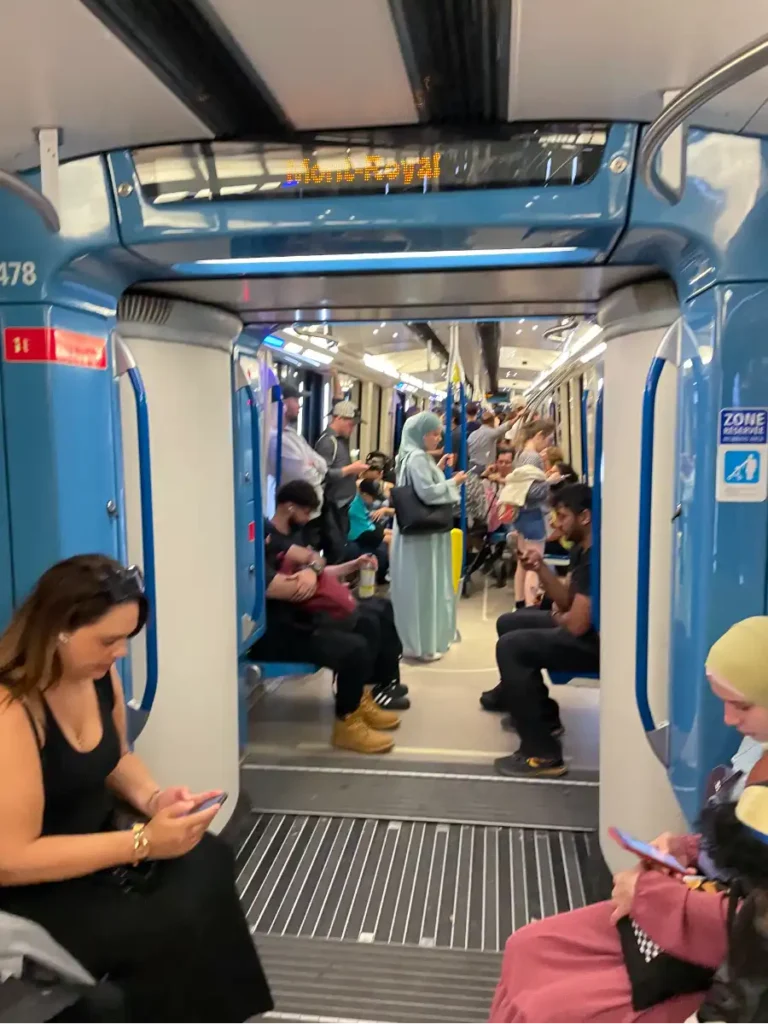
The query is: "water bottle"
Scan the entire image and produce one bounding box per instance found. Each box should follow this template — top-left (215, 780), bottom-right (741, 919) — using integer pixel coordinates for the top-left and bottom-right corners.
top-left (358, 565), bottom-right (376, 599)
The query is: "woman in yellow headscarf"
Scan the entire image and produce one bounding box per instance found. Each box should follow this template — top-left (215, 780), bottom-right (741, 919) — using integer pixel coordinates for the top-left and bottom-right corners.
top-left (489, 617), bottom-right (768, 1024)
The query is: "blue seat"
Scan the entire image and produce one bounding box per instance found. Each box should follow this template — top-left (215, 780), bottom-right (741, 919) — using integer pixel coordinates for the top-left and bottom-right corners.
top-left (548, 670), bottom-right (600, 686)
top-left (253, 662), bottom-right (320, 679)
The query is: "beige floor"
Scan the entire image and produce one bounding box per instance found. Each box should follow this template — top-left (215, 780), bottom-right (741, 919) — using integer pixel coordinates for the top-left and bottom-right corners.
top-left (247, 583), bottom-right (600, 772)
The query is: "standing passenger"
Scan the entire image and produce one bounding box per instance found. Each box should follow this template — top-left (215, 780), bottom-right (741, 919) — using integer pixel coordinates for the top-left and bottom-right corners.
top-left (468, 411), bottom-right (513, 472)
top-left (511, 418), bottom-right (556, 608)
top-left (267, 383), bottom-right (327, 547)
top-left (390, 413), bottom-right (466, 661)
top-left (314, 401), bottom-right (368, 563)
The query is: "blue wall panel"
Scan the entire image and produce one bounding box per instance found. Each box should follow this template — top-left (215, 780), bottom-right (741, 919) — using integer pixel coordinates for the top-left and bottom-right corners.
top-left (0, 304), bottom-right (120, 602)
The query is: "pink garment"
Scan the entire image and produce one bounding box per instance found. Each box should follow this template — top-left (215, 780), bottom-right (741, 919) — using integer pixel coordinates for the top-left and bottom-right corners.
top-left (489, 869), bottom-right (728, 1024)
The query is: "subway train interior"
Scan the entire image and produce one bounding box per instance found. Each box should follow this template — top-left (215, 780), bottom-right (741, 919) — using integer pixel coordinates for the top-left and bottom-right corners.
top-left (5, 0), bottom-right (768, 1020)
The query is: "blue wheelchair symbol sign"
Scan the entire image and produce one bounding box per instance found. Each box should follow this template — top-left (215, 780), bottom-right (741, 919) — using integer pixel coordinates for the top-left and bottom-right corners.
top-left (724, 449), bottom-right (760, 484)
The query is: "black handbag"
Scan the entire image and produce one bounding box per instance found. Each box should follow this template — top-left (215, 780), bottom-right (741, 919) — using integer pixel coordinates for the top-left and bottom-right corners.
top-left (616, 915), bottom-right (715, 1011)
top-left (391, 462), bottom-right (453, 536)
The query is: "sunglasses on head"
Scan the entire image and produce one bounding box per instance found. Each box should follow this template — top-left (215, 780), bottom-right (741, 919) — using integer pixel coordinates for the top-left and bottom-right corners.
top-left (96, 565), bottom-right (145, 605)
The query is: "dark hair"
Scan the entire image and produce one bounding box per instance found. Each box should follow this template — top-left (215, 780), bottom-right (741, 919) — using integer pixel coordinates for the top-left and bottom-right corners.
top-left (466, 402), bottom-right (479, 417)
top-left (358, 479), bottom-right (380, 499)
top-left (554, 462), bottom-right (579, 485)
top-left (452, 411), bottom-right (461, 425)
top-left (0, 555), bottom-right (148, 700)
top-left (698, 797), bottom-right (768, 890)
top-left (553, 483), bottom-right (592, 516)
top-left (276, 479), bottom-right (321, 512)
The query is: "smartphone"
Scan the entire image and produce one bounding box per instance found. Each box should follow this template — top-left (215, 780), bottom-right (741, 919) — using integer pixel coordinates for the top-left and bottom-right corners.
top-left (188, 793), bottom-right (228, 816)
top-left (608, 826), bottom-right (687, 873)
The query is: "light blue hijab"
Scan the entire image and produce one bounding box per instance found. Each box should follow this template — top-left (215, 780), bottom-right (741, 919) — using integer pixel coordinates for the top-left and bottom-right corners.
top-left (395, 411), bottom-right (442, 472)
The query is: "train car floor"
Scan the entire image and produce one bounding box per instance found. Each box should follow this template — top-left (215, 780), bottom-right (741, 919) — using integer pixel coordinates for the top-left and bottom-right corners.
top-left (244, 585), bottom-right (606, 1022)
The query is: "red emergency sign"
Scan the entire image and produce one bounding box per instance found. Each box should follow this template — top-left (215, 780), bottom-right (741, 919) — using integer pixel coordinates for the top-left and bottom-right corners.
top-left (248, 521), bottom-right (256, 543)
top-left (3, 327), bottom-right (108, 369)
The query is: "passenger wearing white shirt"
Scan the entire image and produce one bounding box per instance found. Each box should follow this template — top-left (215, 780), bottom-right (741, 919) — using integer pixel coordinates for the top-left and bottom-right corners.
top-left (267, 384), bottom-right (327, 521)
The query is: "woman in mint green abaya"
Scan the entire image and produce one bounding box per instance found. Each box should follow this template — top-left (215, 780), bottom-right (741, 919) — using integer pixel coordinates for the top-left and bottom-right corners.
top-left (390, 412), bottom-right (467, 660)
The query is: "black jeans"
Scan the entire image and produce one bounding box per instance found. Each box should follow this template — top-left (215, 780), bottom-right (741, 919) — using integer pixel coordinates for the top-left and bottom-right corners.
top-left (496, 608), bottom-right (599, 759)
top-left (250, 598), bottom-right (401, 718)
top-left (320, 502), bottom-right (351, 564)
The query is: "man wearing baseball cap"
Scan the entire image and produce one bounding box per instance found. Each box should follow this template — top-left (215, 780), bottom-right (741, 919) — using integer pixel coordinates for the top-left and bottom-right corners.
top-left (315, 400), bottom-right (369, 562)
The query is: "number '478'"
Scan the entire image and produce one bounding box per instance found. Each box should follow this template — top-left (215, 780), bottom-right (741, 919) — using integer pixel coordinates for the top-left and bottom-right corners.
top-left (0, 262), bottom-right (37, 286)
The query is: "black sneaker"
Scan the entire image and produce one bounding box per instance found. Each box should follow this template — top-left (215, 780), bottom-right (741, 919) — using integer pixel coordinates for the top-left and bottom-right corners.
top-left (480, 685), bottom-right (505, 712)
top-left (494, 753), bottom-right (568, 778)
top-left (372, 683), bottom-right (410, 711)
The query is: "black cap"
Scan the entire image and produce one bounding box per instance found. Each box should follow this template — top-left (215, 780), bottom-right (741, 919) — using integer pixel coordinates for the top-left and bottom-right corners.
top-left (281, 383), bottom-right (301, 400)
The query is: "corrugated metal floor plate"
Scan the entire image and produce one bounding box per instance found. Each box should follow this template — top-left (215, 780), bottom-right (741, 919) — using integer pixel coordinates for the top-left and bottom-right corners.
top-left (241, 763), bottom-right (598, 830)
top-left (256, 937), bottom-right (501, 1024)
top-left (237, 813), bottom-right (605, 953)
top-left (255, 935), bottom-right (501, 1023)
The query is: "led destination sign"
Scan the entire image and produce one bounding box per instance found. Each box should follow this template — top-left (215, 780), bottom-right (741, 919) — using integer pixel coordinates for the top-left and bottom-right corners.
top-left (133, 126), bottom-right (608, 204)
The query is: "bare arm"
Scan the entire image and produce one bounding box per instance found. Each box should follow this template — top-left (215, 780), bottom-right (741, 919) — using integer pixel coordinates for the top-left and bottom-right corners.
top-left (325, 558), bottom-right (363, 579)
top-left (557, 593), bottom-right (592, 637)
top-left (0, 695), bottom-right (136, 885)
top-left (533, 560), bottom-right (571, 610)
top-left (106, 670), bottom-right (162, 817)
top-left (266, 574), bottom-right (305, 601)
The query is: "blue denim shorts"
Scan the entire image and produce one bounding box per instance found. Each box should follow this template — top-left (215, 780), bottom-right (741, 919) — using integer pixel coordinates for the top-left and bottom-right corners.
top-left (514, 508), bottom-right (547, 542)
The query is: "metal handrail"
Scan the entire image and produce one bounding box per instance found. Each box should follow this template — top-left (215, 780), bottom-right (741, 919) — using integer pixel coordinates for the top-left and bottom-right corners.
top-left (639, 32), bottom-right (768, 205)
top-left (115, 337), bottom-right (158, 742)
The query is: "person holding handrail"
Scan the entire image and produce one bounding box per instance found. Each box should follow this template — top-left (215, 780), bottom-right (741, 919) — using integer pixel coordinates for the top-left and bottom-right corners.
top-left (0, 555), bottom-right (272, 1022)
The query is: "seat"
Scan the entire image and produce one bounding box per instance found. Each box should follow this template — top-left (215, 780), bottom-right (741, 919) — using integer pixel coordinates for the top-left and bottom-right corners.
top-left (253, 662), bottom-right (320, 679)
top-left (548, 669), bottom-right (600, 685)
top-left (0, 910), bottom-right (126, 1021)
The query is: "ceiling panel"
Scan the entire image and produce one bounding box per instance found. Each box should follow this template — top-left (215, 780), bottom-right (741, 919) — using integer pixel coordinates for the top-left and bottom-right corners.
top-left (0, 0), bottom-right (209, 171)
top-left (509, 0), bottom-right (768, 132)
top-left (206, 0), bottom-right (418, 130)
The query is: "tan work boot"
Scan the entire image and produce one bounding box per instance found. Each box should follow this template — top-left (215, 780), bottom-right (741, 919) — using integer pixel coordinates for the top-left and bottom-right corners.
top-left (360, 690), bottom-right (400, 731)
top-left (332, 709), bottom-right (394, 754)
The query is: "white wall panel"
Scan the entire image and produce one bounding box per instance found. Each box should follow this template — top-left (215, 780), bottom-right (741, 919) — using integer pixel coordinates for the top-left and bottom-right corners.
top-left (120, 339), bottom-right (239, 829)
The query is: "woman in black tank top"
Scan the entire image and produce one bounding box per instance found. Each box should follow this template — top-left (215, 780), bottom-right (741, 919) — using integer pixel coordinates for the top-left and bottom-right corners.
top-left (0, 555), bottom-right (271, 1022)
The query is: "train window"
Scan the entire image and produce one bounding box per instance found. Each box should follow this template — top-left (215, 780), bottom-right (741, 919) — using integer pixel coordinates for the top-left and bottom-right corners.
top-left (131, 125), bottom-right (609, 204)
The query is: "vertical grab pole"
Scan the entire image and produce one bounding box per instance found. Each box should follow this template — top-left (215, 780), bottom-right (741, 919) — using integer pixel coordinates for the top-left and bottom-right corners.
top-left (581, 387), bottom-right (590, 482)
top-left (592, 384), bottom-right (604, 633)
top-left (444, 380), bottom-right (454, 477)
top-left (244, 379), bottom-right (266, 627)
top-left (459, 382), bottom-right (468, 574)
top-left (115, 337), bottom-right (158, 742)
top-left (272, 384), bottom-right (284, 487)
top-left (635, 321), bottom-right (680, 765)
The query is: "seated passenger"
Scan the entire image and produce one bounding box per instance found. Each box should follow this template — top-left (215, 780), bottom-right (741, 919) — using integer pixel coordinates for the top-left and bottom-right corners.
top-left (489, 617), bottom-right (768, 1023)
top-left (346, 479), bottom-right (392, 584)
top-left (247, 480), bottom-right (410, 741)
top-left (0, 555), bottom-right (272, 1022)
top-left (693, 770), bottom-right (768, 1023)
top-left (482, 484), bottom-right (599, 778)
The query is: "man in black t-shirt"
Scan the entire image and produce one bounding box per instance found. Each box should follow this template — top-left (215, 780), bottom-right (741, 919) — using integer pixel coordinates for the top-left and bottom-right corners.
top-left (480, 484), bottom-right (599, 778)
top-left (248, 480), bottom-right (410, 755)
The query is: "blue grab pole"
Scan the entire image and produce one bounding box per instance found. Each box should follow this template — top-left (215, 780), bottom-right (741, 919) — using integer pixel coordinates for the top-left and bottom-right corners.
top-left (635, 357), bottom-right (665, 733)
top-left (444, 381), bottom-right (454, 477)
top-left (581, 388), bottom-right (590, 482)
top-left (245, 381), bottom-right (267, 626)
top-left (458, 383), bottom-right (468, 573)
top-left (126, 365), bottom-right (158, 722)
top-left (273, 384), bottom-right (284, 486)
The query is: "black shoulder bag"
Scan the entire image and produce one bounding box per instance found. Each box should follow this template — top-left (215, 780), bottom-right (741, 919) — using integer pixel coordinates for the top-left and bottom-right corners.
top-left (391, 457), bottom-right (454, 536)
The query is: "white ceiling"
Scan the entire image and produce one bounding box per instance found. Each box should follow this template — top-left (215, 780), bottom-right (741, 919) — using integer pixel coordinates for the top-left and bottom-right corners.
top-left (0, 0), bottom-right (209, 171)
top-left (207, 0), bottom-right (418, 130)
top-left (2, 0), bottom-right (768, 173)
top-left (509, 0), bottom-right (768, 134)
